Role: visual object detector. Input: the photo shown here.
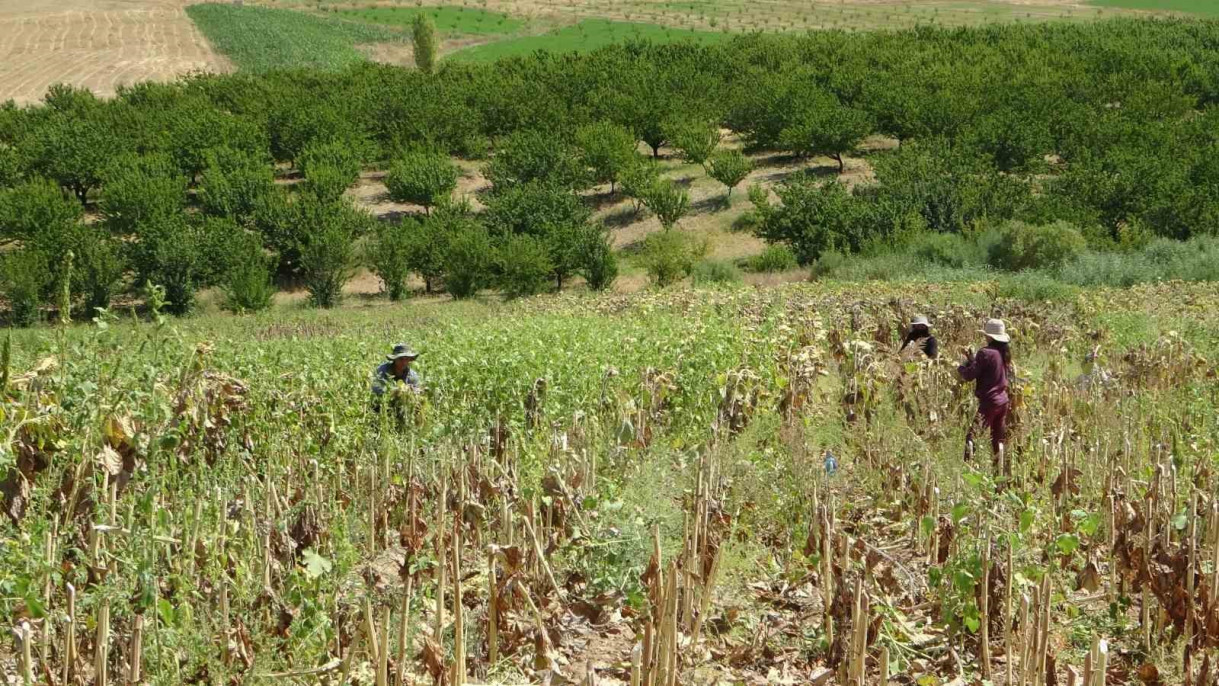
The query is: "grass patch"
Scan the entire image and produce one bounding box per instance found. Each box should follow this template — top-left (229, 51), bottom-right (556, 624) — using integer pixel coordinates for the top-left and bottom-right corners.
top-left (335, 6), bottom-right (524, 35)
top-left (1088, 0), bottom-right (1219, 16)
top-left (448, 19), bottom-right (727, 62)
top-left (187, 3), bottom-right (403, 72)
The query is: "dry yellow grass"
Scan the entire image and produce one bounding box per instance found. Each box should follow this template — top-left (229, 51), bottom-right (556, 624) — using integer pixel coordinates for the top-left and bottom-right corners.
top-left (0, 0), bottom-right (230, 105)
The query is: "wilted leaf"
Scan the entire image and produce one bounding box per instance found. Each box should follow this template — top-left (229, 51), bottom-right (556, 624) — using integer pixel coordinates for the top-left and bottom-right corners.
top-left (97, 445), bottom-right (123, 476)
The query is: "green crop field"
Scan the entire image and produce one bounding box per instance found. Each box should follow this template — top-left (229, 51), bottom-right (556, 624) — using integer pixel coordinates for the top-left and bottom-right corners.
top-left (1090, 0), bottom-right (1219, 15)
top-left (186, 3), bottom-right (404, 72)
top-left (336, 6), bottom-right (526, 35)
top-left (448, 19), bottom-right (727, 61)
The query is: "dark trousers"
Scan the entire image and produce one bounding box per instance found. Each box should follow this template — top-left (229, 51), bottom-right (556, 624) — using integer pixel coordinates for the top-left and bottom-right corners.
top-left (966, 402), bottom-right (1009, 469)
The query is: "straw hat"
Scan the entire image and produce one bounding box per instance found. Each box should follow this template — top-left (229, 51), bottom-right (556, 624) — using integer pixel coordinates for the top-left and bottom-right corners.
top-left (910, 315), bottom-right (930, 328)
top-left (980, 319), bottom-right (1010, 343)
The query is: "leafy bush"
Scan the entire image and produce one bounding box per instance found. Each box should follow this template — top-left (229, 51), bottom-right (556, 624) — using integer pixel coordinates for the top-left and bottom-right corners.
top-left (987, 220), bottom-right (1086, 271)
top-left (302, 162), bottom-right (354, 203)
top-left (132, 214), bottom-right (205, 315)
top-left (100, 153), bottom-right (187, 236)
top-left (574, 122), bottom-right (638, 193)
top-left (641, 230), bottom-right (705, 287)
top-left (297, 199), bottom-right (370, 308)
top-left (778, 93), bottom-right (873, 173)
top-left (385, 151), bottom-right (458, 212)
top-left (1, 250), bottom-right (48, 327)
top-left (222, 244), bottom-right (276, 313)
top-left (486, 130), bottom-right (587, 192)
top-left (707, 150), bottom-right (752, 199)
top-left (299, 217), bottom-right (359, 308)
top-left (747, 244), bottom-right (798, 273)
top-left (641, 180), bottom-right (689, 230)
top-left (909, 232), bottom-right (983, 269)
top-left (299, 139), bottom-right (364, 202)
top-left (74, 227), bottom-right (126, 313)
top-left (198, 147), bottom-right (276, 221)
top-left (667, 120), bottom-right (721, 168)
top-left (444, 223), bottom-right (494, 299)
top-left (367, 218), bottom-right (416, 301)
top-left (808, 249), bottom-right (847, 280)
top-left (484, 181), bottom-right (590, 239)
top-left (692, 259), bottom-right (742, 286)
top-left (581, 228), bottom-right (618, 291)
top-left (497, 234), bottom-right (554, 298)
top-left (751, 179), bottom-right (865, 264)
top-left (0, 178), bottom-right (83, 246)
top-left (620, 159), bottom-right (661, 214)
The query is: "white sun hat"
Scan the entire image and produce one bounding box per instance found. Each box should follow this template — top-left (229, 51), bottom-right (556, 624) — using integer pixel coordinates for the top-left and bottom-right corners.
top-left (911, 315), bottom-right (930, 327)
top-left (980, 318), bottom-right (1010, 343)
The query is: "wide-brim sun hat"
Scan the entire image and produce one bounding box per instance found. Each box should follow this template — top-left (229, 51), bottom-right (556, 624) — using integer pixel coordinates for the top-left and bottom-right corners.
top-left (387, 343), bottom-right (420, 361)
top-left (980, 318), bottom-right (1010, 343)
top-left (911, 315), bottom-right (930, 327)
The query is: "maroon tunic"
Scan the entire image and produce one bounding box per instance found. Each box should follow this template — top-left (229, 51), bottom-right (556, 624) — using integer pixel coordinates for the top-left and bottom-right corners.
top-left (959, 347), bottom-right (1009, 410)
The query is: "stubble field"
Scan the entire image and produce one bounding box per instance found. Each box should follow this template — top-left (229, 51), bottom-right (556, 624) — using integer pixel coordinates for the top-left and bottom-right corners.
top-left (0, 0), bottom-right (229, 105)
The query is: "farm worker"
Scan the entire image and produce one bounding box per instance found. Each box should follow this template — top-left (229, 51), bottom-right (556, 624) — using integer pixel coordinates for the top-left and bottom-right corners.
top-left (900, 315), bottom-right (938, 359)
top-left (958, 319), bottom-right (1012, 469)
top-left (371, 343), bottom-right (421, 413)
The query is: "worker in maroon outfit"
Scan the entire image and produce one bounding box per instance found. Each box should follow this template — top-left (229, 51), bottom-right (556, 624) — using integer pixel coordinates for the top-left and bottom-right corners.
top-left (958, 319), bottom-right (1013, 471)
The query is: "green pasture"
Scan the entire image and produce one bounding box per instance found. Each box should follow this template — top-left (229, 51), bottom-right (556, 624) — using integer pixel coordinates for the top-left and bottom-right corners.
top-left (336, 6), bottom-right (526, 35)
top-left (447, 19), bottom-right (727, 61)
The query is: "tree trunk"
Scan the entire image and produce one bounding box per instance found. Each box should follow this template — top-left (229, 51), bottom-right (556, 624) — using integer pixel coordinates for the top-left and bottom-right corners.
top-left (556, 273), bottom-right (563, 292)
top-left (424, 278), bottom-right (432, 295)
top-left (834, 153), bottom-right (844, 174)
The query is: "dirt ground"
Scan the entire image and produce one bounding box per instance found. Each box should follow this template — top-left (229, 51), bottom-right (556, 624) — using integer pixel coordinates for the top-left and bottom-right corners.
top-left (0, 0), bottom-right (229, 105)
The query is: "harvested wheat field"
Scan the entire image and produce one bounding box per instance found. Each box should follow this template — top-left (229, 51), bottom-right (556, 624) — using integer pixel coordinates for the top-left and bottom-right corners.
top-left (0, 0), bottom-right (229, 105)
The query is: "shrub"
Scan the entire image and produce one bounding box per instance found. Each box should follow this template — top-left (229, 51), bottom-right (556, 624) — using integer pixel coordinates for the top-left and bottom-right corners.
top-left (486, 130), bottom-right (587, 192)
top-left (581, 228), bottom-right (618, 291)
top-left (667, 120), bottom-right (721, 168)
top-left (747, 244), bottom-right (798, 273)
top-left (692, 259), bottom-right (742, 286)
top-left (707, 150), bottom-right (752, 199)
top-left (367, 218), bottom-right (416, 301)
top-left (196, 216), bottom-right (258, 287)
top-left (444, 223), bottom-right (494, 299)
top-left (909, 231), bottom-right (982, 269)
top-left (0, 178), bottom-right (83, 244)
top-left (100, 153), bottom-right (186, 236)
top-left (406, 210), bottom-right (456, 294)
top-left (752, 179), bottom-right (865, 264)
top-left (575, 122), bottom-right (638, 193)
top-left (198, 147), bottom-right (276, 221)
top-left (641, 230), bottom-right (704, 287)
top-left (299, 216), bottom-right (359, 308)
top-left (987, 220), bottom-right (1086, 271)
top-left (296, 197), bottom-right (372, 307)
top-left (497, 234), bottom-right (554, 298)
top-left (641, 180), bottom-right (689, 231)
top-left (74, 227), bottom-right (126, 313)
top-left (133, 214), bottom-right (204, 315)
top-left (385, 152), bottom-right (458, 212)
top-left (222, 245), bottom-right (276, 313)
top-left (484, 181), bottom-right (590, 239)
top-left (1, 250), bottom-right (48, 327)
top-left (808, 249), bottom-right (847, 280)
top-left (620, 159), bottom-right (661, 214)
top-left (302, 162), bottom-right (355, 203)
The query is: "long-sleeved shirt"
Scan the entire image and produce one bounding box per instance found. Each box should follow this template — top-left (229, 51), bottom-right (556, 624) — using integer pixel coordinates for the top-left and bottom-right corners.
top-left (959, 347), bottom-right (1009, 409)
top-left (371, 362), bottom-right (421, 397)
top-left (901, 333), bottom-right (939, 359)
